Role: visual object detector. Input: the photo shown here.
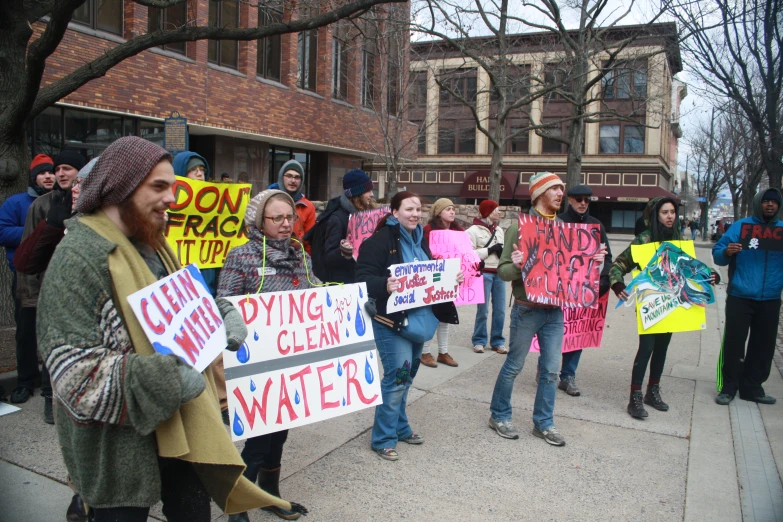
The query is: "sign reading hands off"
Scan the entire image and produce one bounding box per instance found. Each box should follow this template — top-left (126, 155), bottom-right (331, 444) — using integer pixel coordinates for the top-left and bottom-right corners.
top-left (223, 284), bottom-right (381, 440)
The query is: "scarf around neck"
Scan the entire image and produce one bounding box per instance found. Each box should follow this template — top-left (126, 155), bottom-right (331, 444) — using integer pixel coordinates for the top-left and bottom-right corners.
top-left (388, 216), bottom-right (428, 262)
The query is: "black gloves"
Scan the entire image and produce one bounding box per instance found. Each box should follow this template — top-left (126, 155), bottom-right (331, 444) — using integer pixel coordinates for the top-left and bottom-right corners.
top-left (488, 243), bottom-right (503, 256)
top-left (364, 297), bottom-right (377, 317)
top-left (46, 189), bottom-right (72, 229)
top-left (611, 282), bottom-right (626, 298)
top-left (599, 276), bottom-right (611, 297)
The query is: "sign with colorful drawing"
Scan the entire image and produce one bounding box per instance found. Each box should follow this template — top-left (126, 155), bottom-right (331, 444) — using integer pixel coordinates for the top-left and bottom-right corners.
top-left (428, 230), bottom-right (485, 306)
top-left (386, 258), bottom-right (461, 313)
top-left (223, 283), bottom-right (381, 440)
top-left (530, 293), bottom-right (609, 353)
top-left (345, 206), bottom-right (390, 260)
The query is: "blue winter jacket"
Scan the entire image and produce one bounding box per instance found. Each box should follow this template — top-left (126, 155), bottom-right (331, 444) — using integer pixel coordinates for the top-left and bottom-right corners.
top-left (0, 191), bottom-right (36, 271)
top-left (713, 189), bottom-right (783, 301)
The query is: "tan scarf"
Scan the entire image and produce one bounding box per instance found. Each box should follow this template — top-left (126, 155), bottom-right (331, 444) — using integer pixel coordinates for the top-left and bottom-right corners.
top-left (79, 210), bottom-right (291, 514)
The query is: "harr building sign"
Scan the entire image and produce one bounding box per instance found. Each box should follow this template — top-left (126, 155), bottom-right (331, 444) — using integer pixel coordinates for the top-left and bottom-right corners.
top-left (460, 171), bottom-right (517, 199)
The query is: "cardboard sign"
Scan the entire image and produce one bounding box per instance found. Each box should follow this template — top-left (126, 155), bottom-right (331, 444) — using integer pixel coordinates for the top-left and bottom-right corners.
top-left (386, 258), bottom-right (461, 313)
top-left (738, 223), bottom-right (783, 252)
top-left (346, 207), bottom-right (390, 260)
top-left (428, 230), bottom-right (485, 306)
top-left (624, 241), bottom-right (712, 334)
top-left (127, 265), bottom-right (227, 372)
top-left (165, 178), bottom-right (252, 269)
top-left (223, 284), bottom-right (381, 440)
top-left (516, 214), bottom-right (602, 308)
top-left (530, 293), bottom-right (608, 353)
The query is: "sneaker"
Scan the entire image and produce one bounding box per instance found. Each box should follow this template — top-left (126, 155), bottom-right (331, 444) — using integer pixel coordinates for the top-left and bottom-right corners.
top-left (740, 394), bottom-right (777, 405)
top-left (715, 392), bottom-right (735, 406)
top-left (491, 345), bottom-right (508, 354)
top-left (488, 417), bottom-right (519, 439)
top-left (644, 384), bottom-right (669, 411)
top-left (628, 390), bottom-right (648, 419)
top-left (66, 494), bottom-right (90, 522)
top-left (533, 426), bottom-right (566, 446)
top-left (399, 433), bottom-right (424, 445)
top-left (375, 448), bottom-right (399, 461)
top-left (10, 386), bottom-right (32, 404)
top-left (558, 376), bottom-right (581, 396)
top-left (43, 396), bottom-right (54, 425)
top-left (227, 513), bottom-right (250, 522)
top-left (473, 345), bottom-right (485, 353)
top-left (437, 353), bottom-right (458, 367)
top-left (420, 353), bottom-right (438, 368)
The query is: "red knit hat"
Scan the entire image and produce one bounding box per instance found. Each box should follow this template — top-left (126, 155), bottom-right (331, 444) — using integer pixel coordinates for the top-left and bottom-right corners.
top-left (29, 154), bottom-right (54, 178)
top-left (479, 200), bottom-right (499, 218)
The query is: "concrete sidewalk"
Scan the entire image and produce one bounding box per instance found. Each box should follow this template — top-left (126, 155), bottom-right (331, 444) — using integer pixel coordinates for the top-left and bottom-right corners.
top-left (1, 235), bottom-right (782, 521)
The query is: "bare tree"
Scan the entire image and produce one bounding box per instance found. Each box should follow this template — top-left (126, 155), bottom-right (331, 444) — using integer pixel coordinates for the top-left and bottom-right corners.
top-left (688, 122), bottom-right (728, 233)
top-left (716, 105), bottom-right (765, 219)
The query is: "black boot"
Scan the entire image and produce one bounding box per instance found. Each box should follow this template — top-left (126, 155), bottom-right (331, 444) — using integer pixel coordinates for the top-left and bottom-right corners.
top-left (227, 513), bottom-right (249, 522)
top-left (66, 494), bottom-right (90, 522)
top-left (627, 390), bottom-right (648, 419)
top-left (258, 467), bottom-right (302, 520)
top-left (644, 384), bottom-right (669, 411)
top-left (43, 396), bottom-right (54, 425)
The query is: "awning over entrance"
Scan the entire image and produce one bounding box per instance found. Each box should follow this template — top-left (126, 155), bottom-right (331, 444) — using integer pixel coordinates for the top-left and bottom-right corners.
top-left (459, 171), bottom-right (518, 199)
top-left (514, 183), bottom-right (679, 203)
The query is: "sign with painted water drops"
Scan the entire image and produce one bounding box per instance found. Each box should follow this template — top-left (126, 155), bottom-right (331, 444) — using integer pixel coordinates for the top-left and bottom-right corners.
top-left (223, 283), bottom-right (382, 440)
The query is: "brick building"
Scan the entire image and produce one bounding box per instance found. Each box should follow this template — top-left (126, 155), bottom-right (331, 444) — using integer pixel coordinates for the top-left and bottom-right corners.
top-left (27, 0), bottom-right (412, 200)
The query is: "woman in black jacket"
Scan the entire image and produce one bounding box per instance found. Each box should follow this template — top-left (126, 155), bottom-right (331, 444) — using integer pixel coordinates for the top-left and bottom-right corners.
top-left (356, 191), bottom-right (462, 461)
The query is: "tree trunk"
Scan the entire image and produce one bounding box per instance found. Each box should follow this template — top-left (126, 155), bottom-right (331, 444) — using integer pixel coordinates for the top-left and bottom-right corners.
top-left (488, 122), bottom-right (506, 202)
top-left (766, 161), bottom-right (783, 189)
top-left (565, 116), bottom-right (584, 197)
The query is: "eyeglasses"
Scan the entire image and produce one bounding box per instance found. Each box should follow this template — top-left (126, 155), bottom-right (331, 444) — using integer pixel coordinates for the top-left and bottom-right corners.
top-left (264, 214), bottom-right (298, 225)
top-left (283, 174), bottom-right (302, 181)
top-left (572, 197), bottom-right (590, 203)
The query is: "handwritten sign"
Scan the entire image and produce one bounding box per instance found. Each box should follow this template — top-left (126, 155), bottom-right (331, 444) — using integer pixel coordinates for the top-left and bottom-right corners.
top-left (127, 265), bottom-right (227, 373)
top-left (346, 206), bottom-right (390, 260)
top-left (428, 230), bottom-right (485, 306)
top-left (386, 258), bottom-right (461, 313)
top-left (165, 177), bottom-right (252, 269)
top-left (738, 223), bottom-right (783, 252)
top-left (531, 293), bottom-right (608, 353)
top-left (223, 284), bottom-right (381, 440)
top-left (517, 214), bottom-right (602, 308)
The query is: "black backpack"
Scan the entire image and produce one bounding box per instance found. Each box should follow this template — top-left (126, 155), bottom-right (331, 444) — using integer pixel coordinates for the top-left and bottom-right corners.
top-left (306, 198), bottom-right (346, 281)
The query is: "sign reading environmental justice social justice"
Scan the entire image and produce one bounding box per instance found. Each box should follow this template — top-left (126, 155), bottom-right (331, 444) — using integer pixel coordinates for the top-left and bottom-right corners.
top-left (531, 293), bottom-right (609, 353)
top-left (386, 258), bottom-right (461, 313)
top-left (345, 206), bottom-right (390, 260)
top-left (738, 223), bottom-right (783, 252)
top-left (165, 177), bottom-right (252, 269)
top-left (516, 213), bottom-right (603, 308)
top-left (428, 230), bottom-right (485, 306)
top-left (127, 265), bottom-right (227, 373)
top-left (223, 284), bottom-right (381, 440)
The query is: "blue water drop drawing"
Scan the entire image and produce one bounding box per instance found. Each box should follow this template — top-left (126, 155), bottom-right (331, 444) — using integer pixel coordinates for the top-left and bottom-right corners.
top-left (250, 379), bottom-right (256, 392)
top-left (345, 328), bottom-right (350, 338)
top-left (294, 390), bottom-right (301, 405)
top-left (364, 356), bottom-right (375, 384)
top-left (347, 311), bottom-right (351, 322)
top-left (342, 397), bottom-right (346, 406)
top-left (326, 292), bottom-right (332, 307)
top-left (253, 331), bottom-right (259, 341)
top-left (153, 342), bottom-right (175, 356)
top-left (232, 410), bottom-right (245, 436)
top-left (237, 343), bottom-right (250, 364)
top-left (337, 361), bottom-right (343, 377)
top-left (370, 351), bottom-right (374, 359)
top-left (355, 303), bottom-right (367, 336)
top-left (359, 287), bottom-right (364, 298)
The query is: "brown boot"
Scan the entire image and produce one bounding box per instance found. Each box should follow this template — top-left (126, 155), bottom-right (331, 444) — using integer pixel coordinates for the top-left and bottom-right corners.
top-left (437, 353), bottom-right (458, 367)
top-left (420, 353), bottom-right (438, 368)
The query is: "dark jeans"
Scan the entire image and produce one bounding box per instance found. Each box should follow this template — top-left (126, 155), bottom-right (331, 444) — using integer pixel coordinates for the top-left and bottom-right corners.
top-left (91, 458), bottom-right (211, 522)
top-left (720, 295), bottom-right (781, 397)
top-left (631, 332), bottom-right (672, 387)
top-left (14, 273), bottom-right (50, 395)
top-left (560, 349), bottom-right (582, 380)
top-left (241, 430), bottom-right (289, 481)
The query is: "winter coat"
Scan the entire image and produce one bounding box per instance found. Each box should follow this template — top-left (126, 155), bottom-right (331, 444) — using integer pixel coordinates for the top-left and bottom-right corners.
top-left (17, 191), bottom-right (56, 307)
top-left (355, 223), bottom-right (459, 333)
top-left (307, 194), bottom-right (356, 284)
top-left (14, 220), bottom-right (65, 275)
top-left (0, 191), bottom-right (36, 271)
top-left (713, 189), bottom-right (783, 301)
top-left (559, 205), bottom-right (613, 295)
top-left (466, 218), bottom-right (504, 272)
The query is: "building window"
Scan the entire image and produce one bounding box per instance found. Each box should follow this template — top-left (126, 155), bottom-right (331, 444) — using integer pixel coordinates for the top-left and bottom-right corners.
top-left (148, 1), bottom-right (188, 55)
top-left (208, 0), bottom-right (239, 69)
top-left (386, 35), bottom-right (402, 116)
top-left (332, 21), bottom-right (350, 100)
top-left (361, 24), bottom-right (377, 107)
top-left (544, 64), bottom-right (572, 101)
top-left (72, 0), bottom-right (123, 35)
top-left (258, 5), bottom-right (282, 81)
top-left (439, 69), bottom-right (477, 107)
top-left (410, 73), bottom-right (427, 107)
top-left (438, 121), bottom-right (476, 154)
top-left (417, 124), bottom-right (427, 154)
top-left (603, 66), bottom-right (648, 99)
top-left (599, 123), bottom-right (646, 154)
top-left (298, 9), bottom-right (318, 91)
top-left (508, 121), bottom-right (529, 154)
top-left (541, 121), bottom-right (566, 153)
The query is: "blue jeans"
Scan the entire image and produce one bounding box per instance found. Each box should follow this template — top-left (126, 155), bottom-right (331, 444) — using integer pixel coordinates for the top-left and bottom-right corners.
top-left (490, 304), bottom-right (564, 431)
top-left (472, 273), bottom-right (507, 348)
top-left (371, 320), bottom-right (422, 450)
top-left (560, 350), bottom-right (582, 380)
top-left (691, 229), bottom-right (697, 240)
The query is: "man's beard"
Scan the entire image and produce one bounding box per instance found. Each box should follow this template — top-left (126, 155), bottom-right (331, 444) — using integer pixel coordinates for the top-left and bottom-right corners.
top-left (120, 199), bottom-right (165, 247)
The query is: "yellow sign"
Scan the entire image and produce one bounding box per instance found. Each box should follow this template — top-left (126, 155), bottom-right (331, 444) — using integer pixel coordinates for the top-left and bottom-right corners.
top-left (164, 178), bottom-right (252, 268)
top-left (630, 240), bottom-right (707, 334)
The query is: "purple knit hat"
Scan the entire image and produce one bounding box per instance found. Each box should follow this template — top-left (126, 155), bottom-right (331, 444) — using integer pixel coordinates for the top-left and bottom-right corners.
top-left (76, 137), bottom-right (172, 214)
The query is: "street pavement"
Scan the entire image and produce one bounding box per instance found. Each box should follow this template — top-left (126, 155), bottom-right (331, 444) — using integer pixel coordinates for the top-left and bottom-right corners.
top-left (1, 233), bottom-right (782, 521)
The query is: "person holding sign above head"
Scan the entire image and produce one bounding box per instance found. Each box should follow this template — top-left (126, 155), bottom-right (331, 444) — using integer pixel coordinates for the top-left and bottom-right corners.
top-left (269, 159), bottom-right (316, 253)
top-left (610, 197), bottom-right (718, 419)
top-left (557, 184), bottom-right (612, 397)
top-left (420, 198), bottom-right (463, 368)
top-left (713, 188), bottom-right (783, 406)
top-left (217, 189), bottom-right (316, 521)
top-left (356, 191), bottom-right (463, 461)
top-left (467, 199), bottom-right (507, 355)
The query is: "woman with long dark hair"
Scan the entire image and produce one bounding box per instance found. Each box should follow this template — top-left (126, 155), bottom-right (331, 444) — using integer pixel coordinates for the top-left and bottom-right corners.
top-left (356, 191), bottom-right (463, 461)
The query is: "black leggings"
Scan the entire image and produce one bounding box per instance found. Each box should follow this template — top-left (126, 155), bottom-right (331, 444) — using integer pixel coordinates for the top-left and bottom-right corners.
top-left (631, 332), bottom-right (672, 387)
top-left (91, 458), bottom-right (211, 522)
top-left (241, 430), bottom-right (289, 482)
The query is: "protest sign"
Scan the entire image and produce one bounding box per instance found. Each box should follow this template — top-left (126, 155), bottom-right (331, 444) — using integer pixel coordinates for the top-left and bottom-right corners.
top-left (346, 206), bottom-right (390, 260)
top-left (165, 177), bottom-right (252, 269)
top-left (223, 283), bottom-right (381, 440)
top-left (428, 230), bottom-right (485, 306)
top-left (738, 223), bottom-right (783, 252)
top-left (530, 293), bottom-right (608, 353)
top-left (127, 265), bottom-right (227, 373)
top-left (625, 241), bottom-right (711, 334)
top-left (516, 213), bottom-right (602, 308)
top-left (386, 258), bottom-right (461, 313)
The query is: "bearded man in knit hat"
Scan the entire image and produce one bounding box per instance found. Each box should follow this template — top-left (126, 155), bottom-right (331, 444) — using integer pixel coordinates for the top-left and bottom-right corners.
top-left (268, 159), bottom-right (316, 251)
top-left (488, 172), bottom-right (606, 447)
top-left (36, 136), bottom-right (306, 521)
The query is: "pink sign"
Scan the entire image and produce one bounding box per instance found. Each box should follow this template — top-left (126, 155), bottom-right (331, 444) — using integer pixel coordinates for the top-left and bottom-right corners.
top-left (346, 207), bottom-right (390, 260)
top-left (428, 230), bottom-right (485, 306)
top-left (530, 293), bottom-right (608, 353)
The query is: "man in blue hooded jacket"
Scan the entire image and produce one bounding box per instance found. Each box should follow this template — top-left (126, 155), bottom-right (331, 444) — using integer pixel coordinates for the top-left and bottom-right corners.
top-left (713, 188), bottom-right (783, 405)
